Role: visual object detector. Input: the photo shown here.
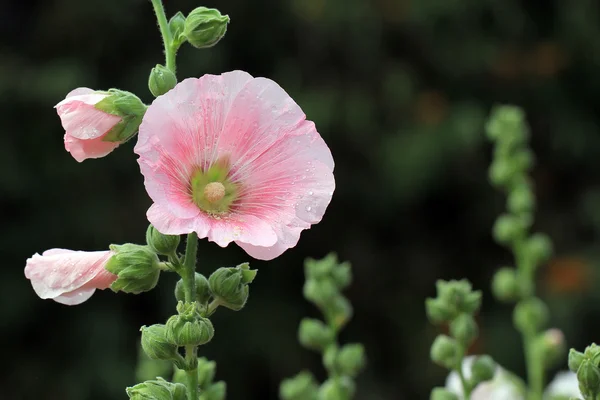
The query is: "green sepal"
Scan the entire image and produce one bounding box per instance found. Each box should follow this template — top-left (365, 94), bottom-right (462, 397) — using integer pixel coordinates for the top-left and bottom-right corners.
top-left (183, 7), bottom-right (230, 49)
top-left (336, 343), bottom-right (366, 378)
top-left (140, 324), bottom-right (182, 366)
top-left (105, 244), bottom-right (161, 294)
top-left (197, 357), bottom-right (217, 389)
top-left (165, 301), bottom-right (214, 348)
top-left (279, 371), bottom-right (319, 400)
top-left (146, 224), bottom-right (180, 256)
top-left (208, 263), bottom-right (257, 311)
top-left (126, 378), bottom-right (187, 400)
top-left (175, 273), bottom-right (212, 305)
top-left (199, 381), bottom-right (226, 400)
top-left (298, 318), bottom-right (335, 352)
top-left (169, 12), bottom-right (186, 48)
top-left (318, 377), bottom-right (355, 400)
top-left (94, 89), bottom-right (146, 143)
top-left (148, 65), bottom-right (177, 97)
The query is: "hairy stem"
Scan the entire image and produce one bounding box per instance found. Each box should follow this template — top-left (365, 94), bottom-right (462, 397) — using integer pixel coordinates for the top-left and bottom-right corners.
top-left (182, 233), bottom-right (199, 400)
top-left (149, 0), bottom-right (176, 72)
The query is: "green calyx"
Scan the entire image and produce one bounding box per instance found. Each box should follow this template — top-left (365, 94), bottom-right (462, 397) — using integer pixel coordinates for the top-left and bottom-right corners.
top-left (94, 89), bottom-right (147, 143)
top-left (190, 162), bottom-right (238, 216)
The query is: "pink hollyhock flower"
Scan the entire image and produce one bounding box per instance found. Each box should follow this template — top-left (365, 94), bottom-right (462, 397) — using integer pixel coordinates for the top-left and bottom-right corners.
top-left (135, 70), bottom-right (335, 260)
top-left (24, 249), bottom-right (117, 305)
top-left (55, 88), bottom-right (122, 162)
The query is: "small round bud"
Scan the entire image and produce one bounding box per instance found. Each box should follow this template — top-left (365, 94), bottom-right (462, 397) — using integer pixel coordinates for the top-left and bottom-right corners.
top-left (323, 345), bottom-right (338, 372)
top-left (279, 371), bottom-right (319, 400)
top-left (175, 273), bottom-right (212, 304)
top-left (426, 298), bottom-right (456, 323)
top-left (148, 64), bottom-right (177, 97)
top-left (105, 244), bottom-right (161, 294)
top-left (146, 224), bottom-right (180, 256)
top-left (430, 335), bottom-right (458, 369)
top-left (184, 7), bottom-right (230, 49)
top-left (525, 233), bottom-right (553, 267)
top-left (325, 295), bottom-right (353, 330)
top-left (208, 264), bottom-right (256, 311)
top-left (140, 324), bottom-right (180, 363)
top-left (298, 318), bottom-right (335, 351)
top-left (577, 360), bottom-right (600, 399)
top-left (434, 279), bottom-right (481, 315)
top-left (201, 381), bottom-right (226, 400)
top-left (489, 159), bottom-right (516, 187)
top-left (507, 184), bottom-right (535, 214)
top-left (166, 302), bottom-right (214, 348)
top-left (569, 349), bottom-right (585, 373)
top-left (470, 355), bottom-right (496, 384)
top-left (491, 267), bottom-right (520, 303)
top-left (430, 387), bottom-right (459, 400)
top-left (450, 314), bottom-right (478, 346)
top-left (493, 214), bottom-right (525, 244)
top-left (318, 377), bottom-right (355, 400)
top-left (304, 254), bottom-right (336, 280)
top-left (336, 343), bottom-right (366, 378)
top-left (513, 297), bottom-right (549, 334)
top-left (331, 262), bottom-right (352, 289)
top-left (303, 279), bottom-right (339, 306)
top-left (540, 328), bottom-right (566, 369)
top-left (126, 378), bottom-right (187, 400)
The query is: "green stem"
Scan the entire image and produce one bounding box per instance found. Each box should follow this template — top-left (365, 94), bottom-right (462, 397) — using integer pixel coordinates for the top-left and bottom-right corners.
top-left (455, 345), bottom-right (472, 399)
top-left (181, 233), bottom-right (199, 400)
top-left (149, 0), bottom-right (176, 72)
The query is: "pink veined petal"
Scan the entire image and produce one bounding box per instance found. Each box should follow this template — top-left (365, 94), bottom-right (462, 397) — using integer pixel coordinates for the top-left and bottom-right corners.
top-left (54, 288), bottom-right (96, 305)
top-left (65, 87), bottom-right (94, 98)
top-left (56, 93), bottom-right (121, 140)
top-left (64, 134), bottom-right (121, 162)
top-left (24, 249), bottom-right (116, 304)
top-left (206, 213), bottom-right (278, 248)
top-left (236, 223), bottom-right (307, 261)
top-left (135, 71), bottom-right (253, 217)
top-left (147, 203), bottom-right (205, 236)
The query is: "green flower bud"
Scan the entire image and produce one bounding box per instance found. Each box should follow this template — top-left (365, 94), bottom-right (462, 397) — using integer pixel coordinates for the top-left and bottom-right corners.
top-left (430, 387), bottom-right (459, 400)
top-left (279, 371), bottom-right (319, 400)
top-left (199, 381), bottom-right (226, 400)
top-left (298, 318), bottom-right (335, 351)
top-left (434, 280), bottom-right (481, 315)
top-left (430, 335), bottom-right (458, 369)
top-left (513, 149), bottom-right (534, 172)
top-left (318, 377), bottom-right (355, 400)
top-left (336, 343), bottom-right (366, 378)
top-left (508, 184), bottom-right (535, 214)
top-left (491, 267), bottom-right (520, 303)
top-left (140, 324), bottom-right (180, 363)
top-left (577, 360), bottom-right (600, 399)
top-left (105, 244), bottom-right (161, 294)
top-left (208, 264), bottom-right (256, 311)
top-left (166, 302), bottom-right (214, 348)
top-left (146, 224), bottom-right (180, 255)
top-left (331, 262), bottom-right (352, 289)
top-left (425, 298), bottom-right (456, 323)
top-left (470, 355), bottom-right (496, 384)
top-left (323, 345), bottom-right (338, 372)
top-left (169, 12), bottom-right (186, 47)
top-left (525, 233), bottom-right (553, 267)
top-left (148, 65), bottom-right (177, 97)
top-left (450, 314), bottom-right (478, 346)
top-left (303, 279), bottom-right (339, 306)
top-left (569, 349), bottom-right (586, 372)
top-left (539, 328), bottom-right (565, 369)
top-left (513, 297), bottom-right (549, 334)
top-left (184, 7), bottom-right (229, 49)
top-left (489, 159), bottom-right (517, 187)
top-left (493, 214), bottom-right (526, 244)
top-left (94, 89), bottom-right (146, 143)
top-left (197, 357), bottom-right (217, 389)
top-left (324, 295), bottom-right (353, 330)
top-left (126, 378), bottom-right (187, 400)
top-left (304, 254), bottom-right (337, 280)
top-left (175, 273), bottom-right (212, 304)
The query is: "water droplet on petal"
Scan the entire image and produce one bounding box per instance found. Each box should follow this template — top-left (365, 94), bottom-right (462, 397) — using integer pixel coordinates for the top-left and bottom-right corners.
top-left (308, 191), bottom-right (313, 196)
top-left (305, 206), bottom-right (312, 212)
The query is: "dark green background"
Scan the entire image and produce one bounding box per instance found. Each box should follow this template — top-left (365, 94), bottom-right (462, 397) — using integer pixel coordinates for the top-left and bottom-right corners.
top-left (3, 0), bottom-right (600, 399)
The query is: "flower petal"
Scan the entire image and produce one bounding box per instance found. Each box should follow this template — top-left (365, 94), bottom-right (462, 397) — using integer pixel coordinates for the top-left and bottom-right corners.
top-left (64, 134), bottom-right (121, 162)
top-left (56, 92), bottom-right (121, 140)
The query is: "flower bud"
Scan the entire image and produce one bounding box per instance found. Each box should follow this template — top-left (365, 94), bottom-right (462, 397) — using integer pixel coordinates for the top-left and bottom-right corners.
top-left (331, 262), bottom-right (352, 289)
top-left (298, 318), bottom-right (335, 351)
top-left (569, 349), bottom-right (586, 373)
top-left (318, 377), bottom-right (355, 400)
top-left (279, 371), bottom-right (319, 400)
top-left (430, 335), bottom-right (458, 369)
top-left (507, 183), bottom-right (535, 214)
top-left (434, 279), bottom-right (481, 316)
top-left (430, 388), bottom-right (459, 400)
top-left (140, 324), bottom-right (180, 362)
top-left (493, 214), bottom-right (526, 244)
top-left (175, 273), bottom-right (212, 304)
top-left (148, 65), bottom-right (177, 97)
top-left (199, 381), bottom-right (226, 400)
top-left (169, 12), bottom-right (186, 47)
top-left (324, 295), bottom-right (353, 330)
top-left (513, 297), bottom-right (549, 334)
top-left (208, 264), bottom-right (256, 311)
top-left (577, 360), bottom-right (600, 399)
top-left (94, 89), bottom-right (146, 143)
top-left (183, 7), bottom-right (229, 49)
top-left (491, 267), bottom-right (520, 303)
top-left (304, 254), bottom-right (336, 280)
top-left (425, 298), bottom-right (455, 323)
top-left (489, 159), bottom-right (517, 187)
top-left (525, 233), bottom-right (553, 267)
top-left (166, 301), bottom-right (214, 348)
top-left (336, 343), bottom-right (366, 378)
top-left (105, 244), bottom-right (161, 294)
top-left (323, 345), bottom-right (338, 372)
top-left (540, 328), bottom-right (566, 369)
top-left (450, 314), bottom-right (478, 346)
top-left (197, 357), bottom-right (217, 389)
top-left (303, 279), bottom-right (339, 306)
top-left (470, 355), bottom-right (496, 384)
top-left (126, 378), bottom-right (187, 400)
top-left (146, 224), bottom-right (180, 255)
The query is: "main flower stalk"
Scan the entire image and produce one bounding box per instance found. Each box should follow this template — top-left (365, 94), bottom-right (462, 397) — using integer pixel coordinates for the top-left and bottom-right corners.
top-left (182, 232), bottom-right (199, 400)
top-left (150, 0), bottom-right (176, 73)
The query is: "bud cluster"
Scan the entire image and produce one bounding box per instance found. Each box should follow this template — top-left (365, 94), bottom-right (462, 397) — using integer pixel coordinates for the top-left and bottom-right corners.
top-left (172, 357), bottom-right (226, 400)
top-left (569, 344), bottom-right (600, 400)
top-left (280, 254), bottom-right (365, 400)
top-left (426, 280), bottom-right (496, 397)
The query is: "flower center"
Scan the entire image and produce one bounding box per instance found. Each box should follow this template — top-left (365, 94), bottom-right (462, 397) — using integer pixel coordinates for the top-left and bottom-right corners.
top-left (204, 182), bottom-right (226, 203)
top-left (190, 160), bottom-right (238, 216)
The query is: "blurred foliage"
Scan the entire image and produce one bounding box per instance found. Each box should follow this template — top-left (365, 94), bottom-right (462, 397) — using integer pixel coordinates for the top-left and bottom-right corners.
top-left (2, 0), bottom-right (600, 399)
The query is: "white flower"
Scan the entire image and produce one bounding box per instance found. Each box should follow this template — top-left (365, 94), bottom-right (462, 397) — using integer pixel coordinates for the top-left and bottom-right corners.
top-left (544, 371), bottom-right (582, 399)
